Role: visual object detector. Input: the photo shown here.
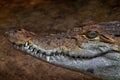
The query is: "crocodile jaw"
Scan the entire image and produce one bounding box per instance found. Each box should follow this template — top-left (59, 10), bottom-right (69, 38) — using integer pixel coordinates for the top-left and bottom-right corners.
top-left (11, 40), bottom-right (120, 80)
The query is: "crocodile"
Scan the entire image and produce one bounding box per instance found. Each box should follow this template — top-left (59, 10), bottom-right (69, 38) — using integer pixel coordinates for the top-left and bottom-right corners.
top-left (5, 21), bottom-right (120, 80)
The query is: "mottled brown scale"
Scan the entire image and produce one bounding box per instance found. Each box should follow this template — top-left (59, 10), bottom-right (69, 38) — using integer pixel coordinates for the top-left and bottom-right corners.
top-left (5, 21), bottom-right (120, 51)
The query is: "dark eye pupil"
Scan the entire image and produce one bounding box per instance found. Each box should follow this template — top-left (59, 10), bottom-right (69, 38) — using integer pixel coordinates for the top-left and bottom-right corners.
top-left (86, 31), bottom-right (98, 39)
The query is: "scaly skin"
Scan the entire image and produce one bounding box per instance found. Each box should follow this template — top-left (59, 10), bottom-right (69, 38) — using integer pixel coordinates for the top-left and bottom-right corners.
top-left (5, 21), bottom-right (120, 80)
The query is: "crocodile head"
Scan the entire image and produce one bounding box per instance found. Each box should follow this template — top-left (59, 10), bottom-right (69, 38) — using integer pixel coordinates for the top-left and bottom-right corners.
top-left (5, 22), bottom-right (120, 80)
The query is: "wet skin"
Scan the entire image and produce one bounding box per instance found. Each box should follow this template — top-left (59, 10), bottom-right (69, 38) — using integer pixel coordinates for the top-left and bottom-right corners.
top-left (5, 21), bottom-right (120, 80)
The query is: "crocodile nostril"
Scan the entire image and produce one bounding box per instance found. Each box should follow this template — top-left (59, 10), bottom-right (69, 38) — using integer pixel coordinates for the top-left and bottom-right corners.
top-left (18, 29), bottom-right (22, 31)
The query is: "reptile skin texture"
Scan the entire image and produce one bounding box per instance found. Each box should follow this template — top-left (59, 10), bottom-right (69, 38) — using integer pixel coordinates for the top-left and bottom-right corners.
top-left (5, 21), bottom-right (120, 80)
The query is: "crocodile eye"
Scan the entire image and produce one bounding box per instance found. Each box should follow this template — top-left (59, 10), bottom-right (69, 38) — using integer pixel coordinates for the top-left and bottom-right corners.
top-left (85, 31), bottom-right (98, 39)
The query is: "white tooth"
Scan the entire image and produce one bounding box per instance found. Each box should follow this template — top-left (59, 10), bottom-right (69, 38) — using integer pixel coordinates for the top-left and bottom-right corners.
top-left (46, 56), bottom-right (50, 62)
top-left (33, 48), bottom-right (38, 53)
top-left (30, 48), bottom-right (33, 52)
top-left (34, 51), bottom-right (37, 54)
top-left (25, 45), bottom-right (30, 49)
top-left (25, 42), bottom-right (28, 46)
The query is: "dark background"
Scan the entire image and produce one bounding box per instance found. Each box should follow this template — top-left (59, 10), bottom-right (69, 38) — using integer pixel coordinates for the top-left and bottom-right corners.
top-left (0, 0), bottom-right (120, 80)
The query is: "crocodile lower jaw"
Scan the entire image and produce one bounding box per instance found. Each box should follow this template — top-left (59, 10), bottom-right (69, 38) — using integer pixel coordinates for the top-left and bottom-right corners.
top-left (11, 41), bottom-right (116, 60)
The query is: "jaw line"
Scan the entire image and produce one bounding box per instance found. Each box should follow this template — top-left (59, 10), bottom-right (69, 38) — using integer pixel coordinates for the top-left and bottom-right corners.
top-left (10, 41), bottom-right (120, 79)
top-left (11, 41), bottom-right (118, 61)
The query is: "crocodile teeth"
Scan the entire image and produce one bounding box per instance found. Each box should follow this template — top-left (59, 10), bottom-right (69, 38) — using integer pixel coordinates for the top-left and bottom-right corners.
top-left (29, 47), bottom-right (34, 52)
top-left (20, 42), bottom-right (99, 60)
top-left (33, 48), bottom-right (38, 53)
top-left (46, 56), bottom-right (50, 61)
top-left (36, 50), bottom-right (41, 54)
top-left (24, 42), bottom-right (30, 50)
top-left (24, 45), bottom-right (30, 50)
top-left (34, 52), bottom-right (39, 57)
top-left (24, 42), bottom-right (29, 47)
